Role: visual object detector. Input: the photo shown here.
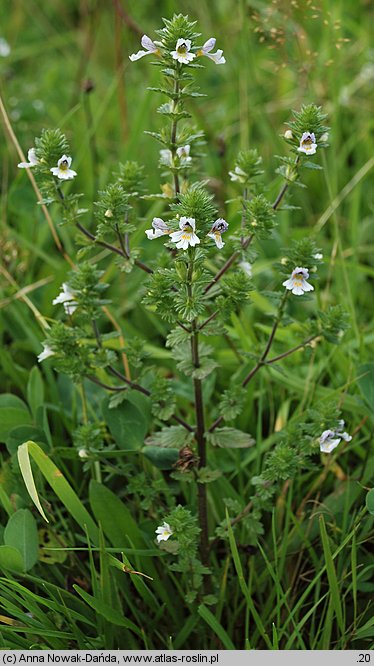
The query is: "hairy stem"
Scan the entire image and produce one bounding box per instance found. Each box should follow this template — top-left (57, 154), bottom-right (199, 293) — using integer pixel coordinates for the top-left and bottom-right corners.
top-left (170, 74), bottom-right (181, 196)
top-left (187, 252), bottom-right (209, 566)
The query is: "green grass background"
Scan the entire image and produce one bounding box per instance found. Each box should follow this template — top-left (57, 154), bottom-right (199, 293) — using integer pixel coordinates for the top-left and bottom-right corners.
top-left (0, 0), bottom-right (373, 650)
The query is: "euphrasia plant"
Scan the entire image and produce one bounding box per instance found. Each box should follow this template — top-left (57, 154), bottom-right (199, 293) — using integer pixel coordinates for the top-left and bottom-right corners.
top-left (17, 14), bottom-right (350, 602)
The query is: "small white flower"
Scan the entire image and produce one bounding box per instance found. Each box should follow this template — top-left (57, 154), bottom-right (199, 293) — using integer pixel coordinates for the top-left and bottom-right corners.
top-left (129, 35), bottom-right (159, 62)
top-left (78, 448), bottom-right (89, 459)
top-left (207, 218), bottom-right (229, 249)
top-left (320, 133), bottom-right (329, 143)
top-left (176, 144), bottom-right (192, 164)
top-left (159, 145), bottom-right (191, 167)
top-left (53, 283), bottom-right (78, 315)
top-left (229, 165), bottom-right (247, 183)
top-left (282, 267), bottom-right (314, 296)
top-left (171, 38), bottom-right (195, 64)
top-left (50, 155), bottom-right (77, 180)
top-left (313, 253), bottom-right (323, 260)
top-left (37, 343), bottom-right (54, 363)
top-left (160, 149), bottom-right (173, 166)
top-left (0, 37), bottom-right (10, 58)
top-left (239, 261), bottom-right (252, 277)
top-left (284, 129), bottom-right (293, 139)
top-left (169, 216), bottom-right (200, 250)
top-left (18, 148), bottom-right (38, 169)
top-left (297, 131), bottom-right (317, 156)
top-left (198, 38), bottom-right (225, 64)
top-left (145, 217), bottom-right (170, 240)
top-left (155, 521), bottom-right (173, 543)
top-left (104, 209), bottom-right (113, 218)
top-left (319, 421), bottom-right (352, 453)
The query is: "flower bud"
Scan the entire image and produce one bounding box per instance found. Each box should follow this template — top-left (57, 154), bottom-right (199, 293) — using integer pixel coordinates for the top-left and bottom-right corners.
top-left (284, 129), bottom-right (293, 140)
top-left (104, 209), bottom-right (113, 218)
top-left (320, 133), bottom-right (329, 143)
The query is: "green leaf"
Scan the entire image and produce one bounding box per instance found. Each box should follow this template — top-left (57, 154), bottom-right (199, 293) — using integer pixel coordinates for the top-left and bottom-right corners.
top-left (142, 446), bottom-right (179, 470)
top-left (226, 508), bottom-right (272, 648)
top-left (4, 509), bottom-right (39, 571)
top-left (319, 514), bottom-right (344, 635)
top-left (197, 467), bottom-right (222, 484)
top-left (73, 585), bottom-right (142, 636)
top-left (357, 363), bottom-right (374, 414)
top-left (145, 425), bottom-right (193, 449)
top-left (366, 488), bottom-right (374, 515)
top-left (207, 428), bottom-right (255, 448)
top-left (0, 394), bottom-right (31, 443)
top-left (102, 397), bottom-right (148, 450)
top-left (6, 425), bottom-right (47, 455)
top-left (17, 441), bottom-right (49, 523)
top-left (18, 441), bottom-right (98, 543)
top-left (27, 366), bottom-right (44, 418)
top-left (198, 604), bottom-right (235, 649)
top-left (0, 545), bottom-right (25, 573)
top-left (89, 480), bottom-right (144, 548)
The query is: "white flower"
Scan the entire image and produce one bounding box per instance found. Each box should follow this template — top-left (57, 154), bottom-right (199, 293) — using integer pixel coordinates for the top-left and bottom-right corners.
top-left (129, 35), bottom-right (159, 62)
top-left (159, 145), bottom-right (191, 167)
top-left (207, 218), bottom-right (229, 249)
top-left (155, 521), bottom-right (173, 543)
top-left (319, 421), bottom-right (352, 453)
top-left (37, 343), bottom-right (54, 363)
top-left (176, 144), bottom-right (192, 164)
top-left (229, 165), bottom-right (247, 183)
top-left (239, 261), bottom-right (252, 277)
top-left (52, 283), bottom-right (78, 315)
top-left (171, 38), bottom-right (195, 64)
top-left (159, 149), bottom-right (173, 166)
top-left (0, 38), bottom-right (10, 58)
top-left (198, 38), bottom-right (225, 64)
top-left (78, 448), bottom-right (89, 459)
top-left (145, 217), bottom-right (170, 240)
top-left (284, 129), bottom-right (293, 139)
top-left (297, 131), bottom-right (317, 155)
top-left (169, 217), bottom-right (200, 250)
top-left (313, 253), bottom-right (323, 260)
top-left (282, 267), bottom-right (314, 296)
top-left (50, 155), bottom-right (77, 180)
top-left (18, 148), bottom-right (38, 169)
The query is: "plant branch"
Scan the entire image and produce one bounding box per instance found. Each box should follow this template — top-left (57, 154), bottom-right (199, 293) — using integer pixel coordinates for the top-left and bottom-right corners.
top-left (204, 235), bottom-right (253, 295)
top-left (265, 335), bottom-right (319, 365)
top-left (91, 320), bottom-right (193, 430)
top-left (209, 291), bottom-right (289, 432)
top-left (271, 156), bottom-right (300, 210)
top-left (76, 221), bottom-right (153, 274)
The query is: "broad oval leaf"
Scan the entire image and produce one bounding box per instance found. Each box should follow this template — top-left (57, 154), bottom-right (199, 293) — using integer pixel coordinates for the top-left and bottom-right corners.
top-left (0, 545), bottom-right (25, 573)
top-left (102, 397), bottom-right (148, 450)
top-left (4, 509), bottom-right (39, 571)
top-left (207, 427), bottom-right (255, 448)
top-left (366, 488), bottom-right (374, 515)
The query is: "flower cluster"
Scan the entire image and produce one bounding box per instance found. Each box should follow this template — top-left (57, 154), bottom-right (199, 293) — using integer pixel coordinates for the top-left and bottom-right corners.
top-left (18, 149), bottom-right (77, 181)
top-left (129, 34), bottom-right (225, 66)
top-left (145, 216), bottom-right (229, 250)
